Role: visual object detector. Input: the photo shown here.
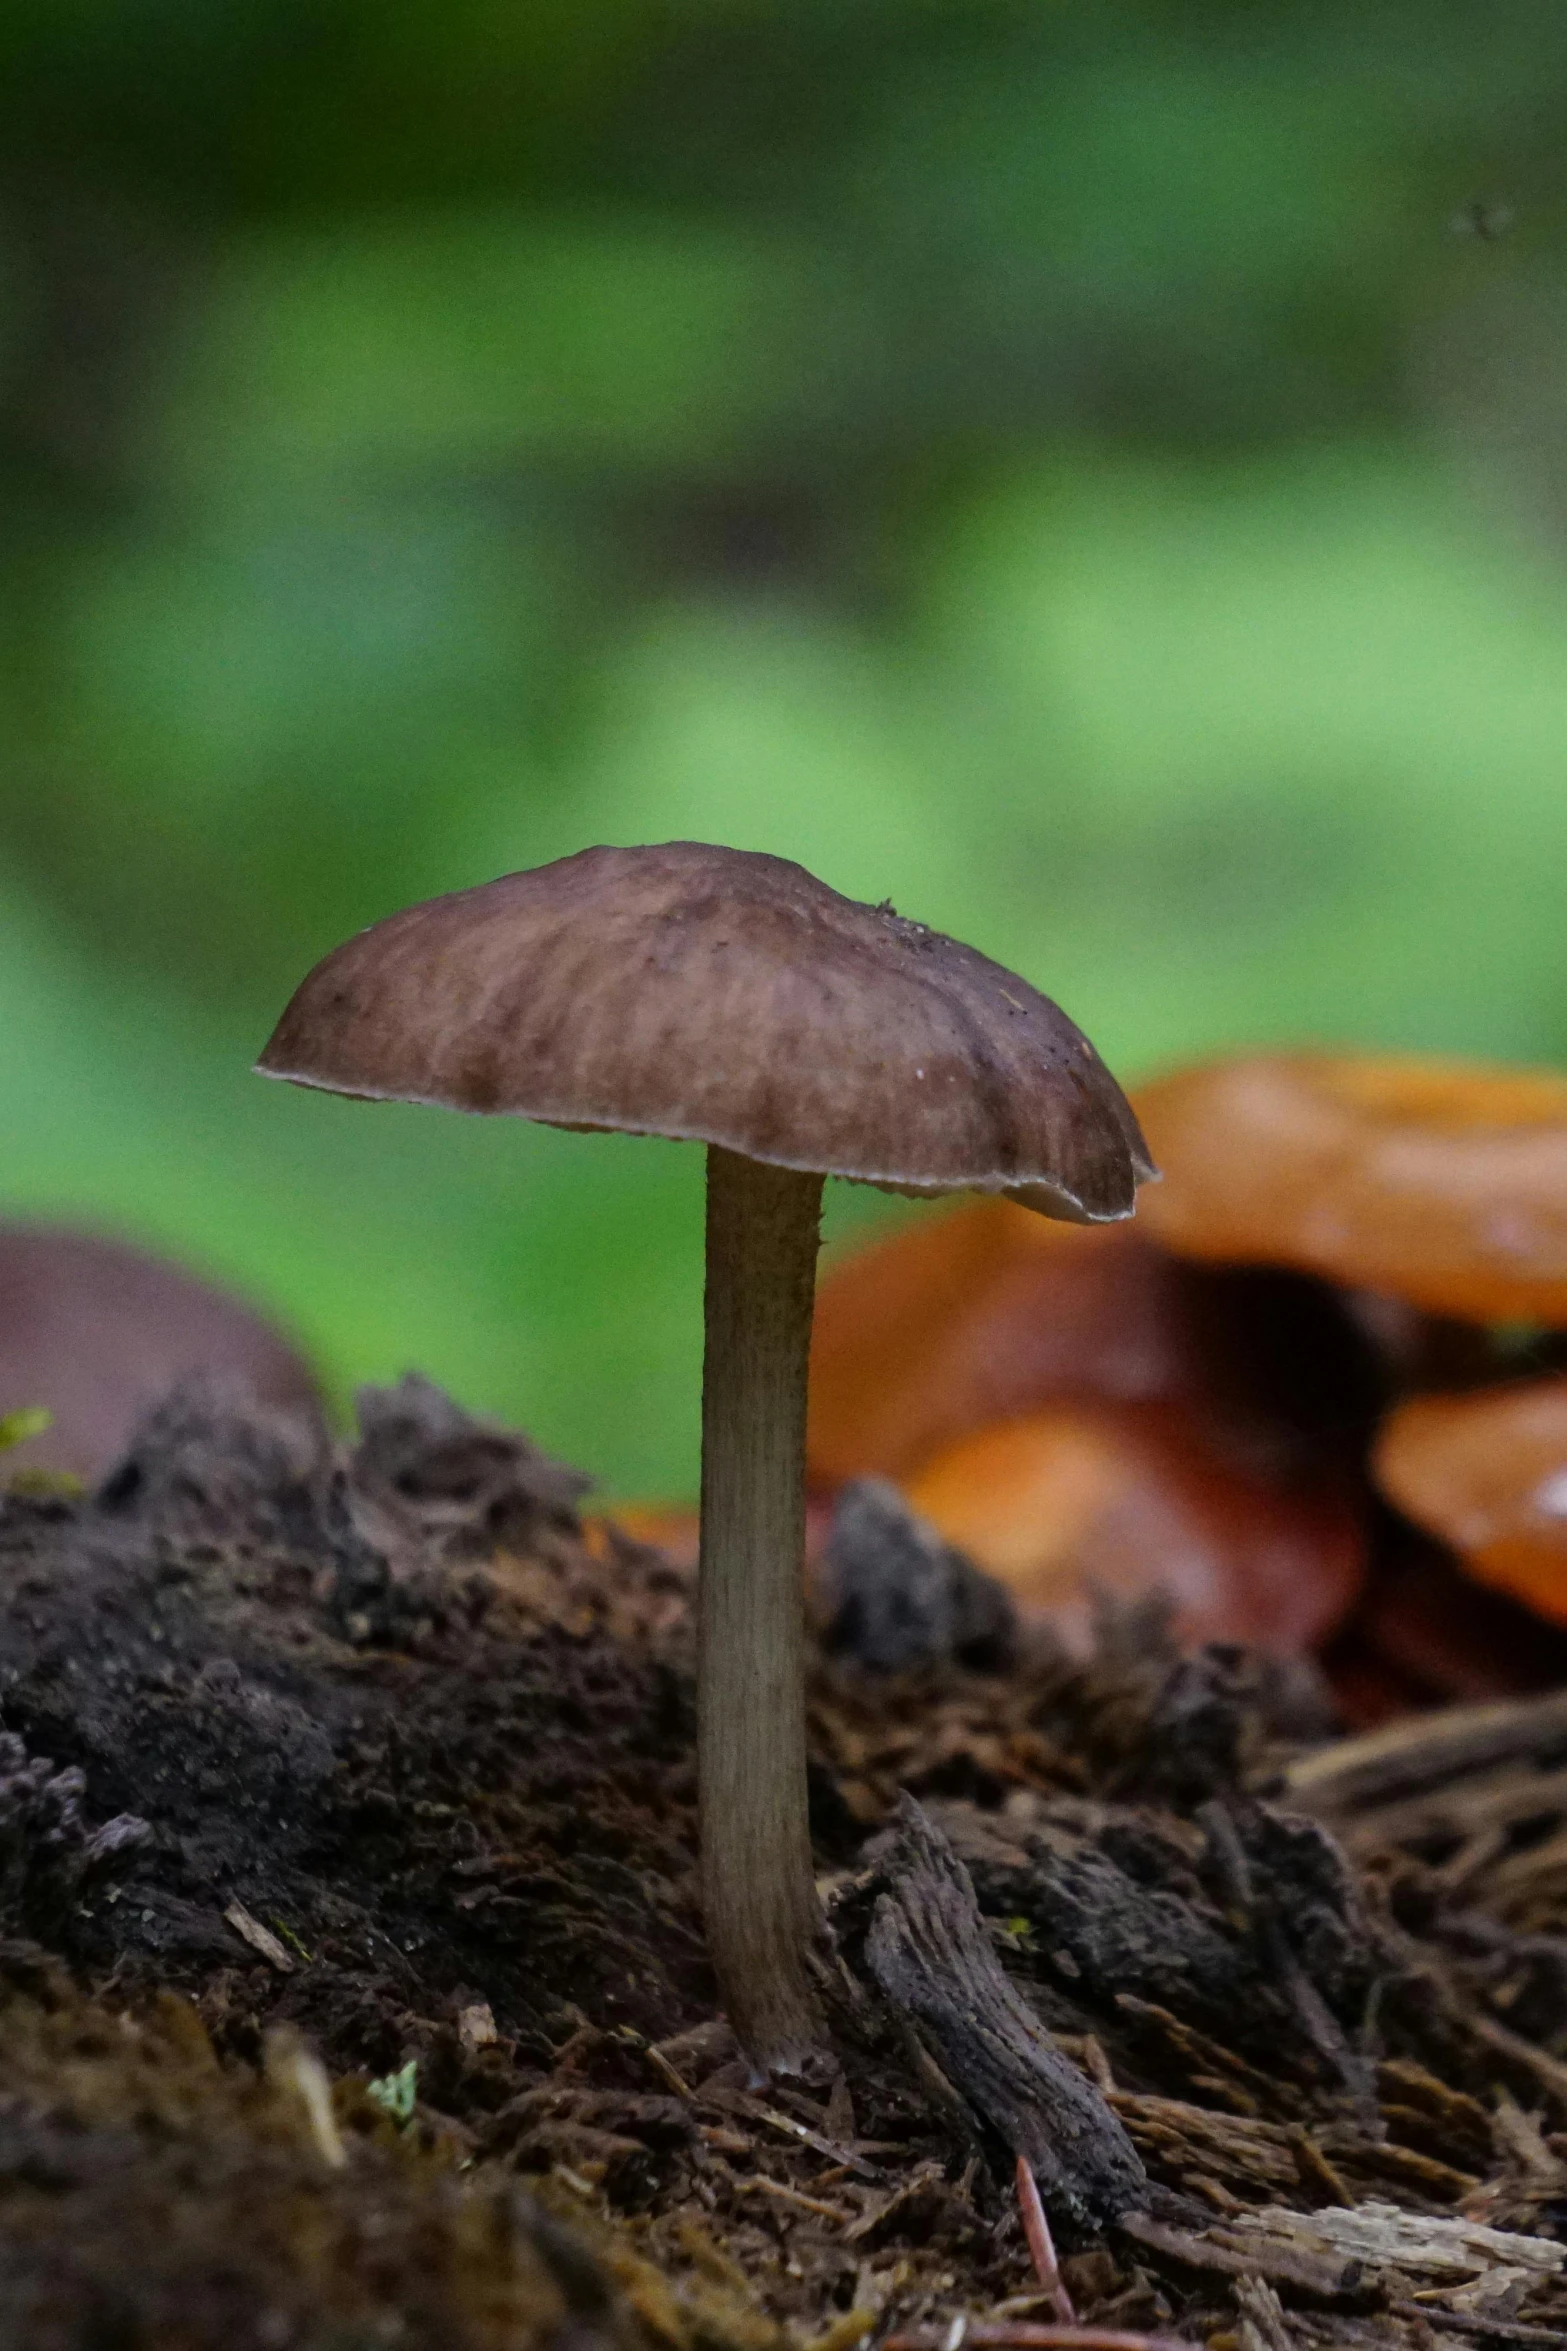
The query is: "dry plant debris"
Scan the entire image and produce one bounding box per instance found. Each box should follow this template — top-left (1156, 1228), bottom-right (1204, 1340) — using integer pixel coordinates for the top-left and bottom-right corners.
top-left (2, 1380), bottom-right (1567, 2344)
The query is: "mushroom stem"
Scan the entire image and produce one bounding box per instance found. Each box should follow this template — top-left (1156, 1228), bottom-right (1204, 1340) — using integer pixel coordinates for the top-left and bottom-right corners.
top-left (699, 1144), bottom-right (826, 2069)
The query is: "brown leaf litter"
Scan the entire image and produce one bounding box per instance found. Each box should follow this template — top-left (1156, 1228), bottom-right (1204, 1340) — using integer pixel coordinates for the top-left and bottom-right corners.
top-left (3, 1378), bottom-right (1567, 2346)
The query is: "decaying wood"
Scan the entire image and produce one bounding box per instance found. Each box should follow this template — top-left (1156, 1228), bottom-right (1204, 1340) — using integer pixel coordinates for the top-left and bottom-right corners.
top-left (1466, 2014), bottom-right (1567, 2121)
top-left (221, 1898), bottom-right (294, 1972)
top-left (1386, 2307), bottom-right (1567, 2345)
top-left (1110, 1998), bottom-right (1286, 2117)
top-left (1282, 1691), bottom-right (1567, 1837)
top-left (24, 1383), bottom-right (1567, 2346)
top-left (852, 1797), bottom-right (1149, 2228)
top-left (1105, 2078), bottom-right (1494, 2219)
top-left (881, 2329), bottom-right (1200, 2351)
top-left (1105, 2093), bottom-right (1300, 2201)
top-left (1151, 2198), bottom-right (1567, 2341)
top-left (1226, 2199), bottom-right (1565, 2282)
top-left (1116, 2211), bottom-right (1368, 2303)
top-left (1231, 2276), bottom-right (1291, 2351)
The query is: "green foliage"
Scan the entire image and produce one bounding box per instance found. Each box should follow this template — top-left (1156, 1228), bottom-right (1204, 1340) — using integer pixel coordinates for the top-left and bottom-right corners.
top-left (366, 2061), bottom-right (419, 2127)
top-left (0, 0), bottom-right (1565, 1495)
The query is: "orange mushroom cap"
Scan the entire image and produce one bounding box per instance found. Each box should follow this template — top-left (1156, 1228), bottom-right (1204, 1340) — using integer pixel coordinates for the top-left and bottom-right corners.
top-left (904, 1399), bottom-right (1361, 1656)
top-left (807, 1193), bottom-right (1374, 1491)
top-left (1133, 1053), bottom-right (1567, 1325)
top-left (1373, 1377), bottom-right (1567, 1625)
top-left (808, 1201), bottom-right (1178, 1487)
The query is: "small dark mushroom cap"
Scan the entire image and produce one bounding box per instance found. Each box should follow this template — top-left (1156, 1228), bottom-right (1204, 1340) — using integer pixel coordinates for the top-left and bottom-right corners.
top-left (0, 1225), bottom-right (320, 1481)
top-left (258, 843), bottom-right (1153, 1222)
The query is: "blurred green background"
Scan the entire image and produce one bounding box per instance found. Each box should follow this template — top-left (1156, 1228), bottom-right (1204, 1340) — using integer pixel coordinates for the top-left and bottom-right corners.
top-left (2, 0), bottom-right (1566, 1494)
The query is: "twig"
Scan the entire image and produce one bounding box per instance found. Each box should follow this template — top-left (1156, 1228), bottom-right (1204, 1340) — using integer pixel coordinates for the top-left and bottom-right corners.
top-left (1116, 2212), bottom-right (1361, 2301)
top-left (1016, 2155), bottom-right (1075, 2323)
top-left (857, 1799), bottom-right (1146, 2229)
top-left (1388, 2307), bottom-right (1567, 2346)
top-left (641, 2042), bottom-right (694, 2100)
top-left (883, 2328), bottom-right (1200, 2351)
top-left (738, 2174), bottom-right (856, 2224)
top-left (733, 2100), bottom-right (888, 2181)
top-left (1282, 1690), bottom-right (1567, 1818)
top-left (1469, 2012), bottom-right (1567, 2117)
top-left (224, 1900), bottom-right (294, 1973)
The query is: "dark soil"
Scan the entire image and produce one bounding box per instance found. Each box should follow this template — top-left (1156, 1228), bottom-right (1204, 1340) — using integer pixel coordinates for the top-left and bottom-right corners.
top-left (5, 1377), bottom-right (1567, 2349)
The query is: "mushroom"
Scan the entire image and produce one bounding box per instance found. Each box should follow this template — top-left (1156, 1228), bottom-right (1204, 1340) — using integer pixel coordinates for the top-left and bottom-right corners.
top-left (1374, 1378), bottom-right (1567, 1625)
top-left (1329, 1537), bottom-right (1567, 1720)
top-left (256, 841), bottom-right (1150, 2066)
top-left (805, 1195), bottom-right (1373, 1658)
top-left (1133, 1053), bottom-right (1567, 1325)
top-left (0, 1224), bottom-right (320, 1483)
top-left (808, 1201), bottom-right (1172, 1486)
top-left (808, 1195), bottom-right (1379, 1490)
top-left (904, 1398), bottom-right (1362, 1657)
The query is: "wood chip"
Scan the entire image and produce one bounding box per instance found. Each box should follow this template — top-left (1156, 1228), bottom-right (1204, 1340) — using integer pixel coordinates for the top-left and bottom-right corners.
top-left (1117, 2210), bottom-right (1364, 2302)
top-left (741, 2102), bottom-right (887, 2182)
top-left (1328, 2131), bottom-right (1479, 2204)
top-left (1288, 2127), bottom-right (1352, 2208)
top-left (740, 2175), bottom-right (857, 2225)
top-left (1387, 2305), bottom-right (1567, 2345)
top-left (222, 1900), bottom-right (294, 1972)
top-left (1112, 1997), bottom-right (1286, 2113)
top-left (857, 1798), bottom-right (1147, 2229)
top-left (882, 2324), bottom-right (1201, 2350)
top-left (641, 2043), bottom-right (694, 2100)
top-left (1106, 2092), bottom-right (1299, 2199)
top-left (843, 2163), bottom-right (946, 2246)
top-left (1493, 2094), bottom-right (1567, 2185)
top-left (1236, 2200), bottom-right (1564, 2282)
top-left (1231, 2276), bottom-right (1292, 2351)
top-left (1469, 2014), bottom-right (1567, 2121)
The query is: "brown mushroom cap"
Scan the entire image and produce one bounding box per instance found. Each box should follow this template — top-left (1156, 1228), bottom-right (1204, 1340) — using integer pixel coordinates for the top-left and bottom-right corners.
top-left (0, 1225), bottom-right (320, 1482)
top-left (258, 843), bottom-right (1152, 1221)
top-left (1134, 1053), bottom-right (1567, 1323)
top-left (1373, 1378), bottom-right (1567, 1624)
top-left (904, 1399), bottom-right (1362, 1655)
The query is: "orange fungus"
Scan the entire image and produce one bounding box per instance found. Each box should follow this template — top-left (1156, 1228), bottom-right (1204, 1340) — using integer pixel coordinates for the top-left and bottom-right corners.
top-left (905, 1400), bottom-right (1361, 1656)
top-left (1374, 1377), bottom-right (1567, 1625)
top-left (1134, 1053), bottom-right (1567, 1325)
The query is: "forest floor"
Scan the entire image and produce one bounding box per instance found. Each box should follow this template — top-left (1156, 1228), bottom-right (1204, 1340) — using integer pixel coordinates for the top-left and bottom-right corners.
top-left (4, 1378), bottom-right (1567, 2349)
